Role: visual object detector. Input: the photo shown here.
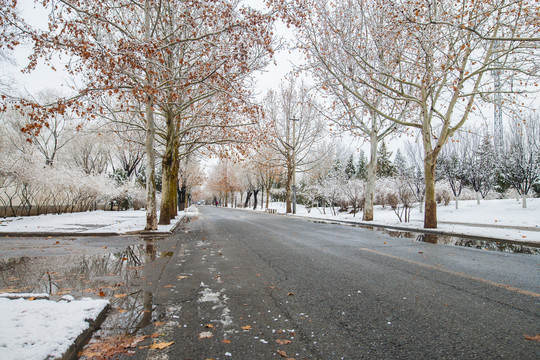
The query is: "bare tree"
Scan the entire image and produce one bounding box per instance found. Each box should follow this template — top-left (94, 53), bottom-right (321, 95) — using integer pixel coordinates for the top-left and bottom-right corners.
top-left (497, 114), bottom-right (540, 208)
top-left (264, 79), bottom-right (326, 214)
top-left (274, 0), bottom-right (540, 228)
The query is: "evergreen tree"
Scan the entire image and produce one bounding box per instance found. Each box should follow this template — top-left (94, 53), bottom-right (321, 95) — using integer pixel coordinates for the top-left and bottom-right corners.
top-left (356, 150), bottom-right (367, 180)
top-left (345, 154), bottom-right (356, 179)
top-left (377, 141), bottom-right (394, 177)
top-left (393, 149), bottom-right (407, 176)
top-left (467, 134), bottom-right (496, 201)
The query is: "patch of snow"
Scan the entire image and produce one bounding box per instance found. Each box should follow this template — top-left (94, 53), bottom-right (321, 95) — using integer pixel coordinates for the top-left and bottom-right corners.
top-left (0, 210), bottom-right (181, 234)
top-left (0, 297), bottom-right (109, 360)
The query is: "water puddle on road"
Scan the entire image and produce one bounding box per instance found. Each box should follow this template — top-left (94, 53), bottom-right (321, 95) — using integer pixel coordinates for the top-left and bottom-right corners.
top-left (313, 220), bottom-right (540, 255)
top-left (0, 238), bottom-right (172, 336)
top-left (372, 227), bottom-right (540, 255)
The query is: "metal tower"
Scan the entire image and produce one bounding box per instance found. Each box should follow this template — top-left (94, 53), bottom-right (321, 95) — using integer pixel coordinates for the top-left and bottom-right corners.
top-left (492, 69), bottom-right (503, 149)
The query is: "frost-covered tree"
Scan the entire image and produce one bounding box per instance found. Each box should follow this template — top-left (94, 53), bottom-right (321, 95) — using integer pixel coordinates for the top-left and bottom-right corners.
top-left (356, 150), bottom-right (367, 180)
top-left (404, 141), bottom-right (426, 213)
top-left (439, 135), bottom-right (469, 209)
top-left (377, 141), bottom-right (394, 178)
top-left (345, 154), bottom-right (356, 179)
top-left (393, 149), bottom-right (407, 177)
top-left (497, 115), bottom-right (540, 208)
top-left (466, 133), bottom-right (496, 203)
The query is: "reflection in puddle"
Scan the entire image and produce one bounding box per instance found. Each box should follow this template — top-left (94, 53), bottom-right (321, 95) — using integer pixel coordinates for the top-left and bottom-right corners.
top-left (0, 241), bottom-right (173, 336)
top-left (371, 228), bottom-right (540, 255)
top-left (343, 222), bottom-right (540, 255)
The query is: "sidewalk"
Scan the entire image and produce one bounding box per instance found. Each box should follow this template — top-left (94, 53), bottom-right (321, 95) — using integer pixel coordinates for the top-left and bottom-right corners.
top-left (0, 209), bottom-right (192, 237)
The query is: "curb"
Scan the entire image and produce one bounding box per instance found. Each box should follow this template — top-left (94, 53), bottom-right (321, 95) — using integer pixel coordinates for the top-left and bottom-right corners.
top-left (61, 303), bottom-right (111, 360)
top-left (0, 232), bottom-right (121, 237)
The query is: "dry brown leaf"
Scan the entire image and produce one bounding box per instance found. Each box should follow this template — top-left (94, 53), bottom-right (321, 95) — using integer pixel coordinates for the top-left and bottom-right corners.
top-left (276, 339), bottom-right (292, 345)
top-left (222, 339), bottom-right (231, 344)
top-left (154, 321), bottom-right (166, 327)
top-left (177, 276), bottom-right (188, 279)
top-left (149, 341), bottom-right (174, 350)
top-left (241, 325), bottom-right (252, 330)
top-left (150, 333), bottom-right (160, 338)
top-left (28, 297), bottom-right (35, 301)
top-left (164, 285), bottom-right (174, 288)
top-left (287, 292), bottom-right (294, 296)
top-left (277, 350), bottom-right (288, 357)
top-left (99, 291), bottom-right (106, 297)
top-left (524, 334), bottom-right (540, 342)
top-left (114, 293), bottom-right (127, 298)
top-left (205, 324), bottom-right (214, 328)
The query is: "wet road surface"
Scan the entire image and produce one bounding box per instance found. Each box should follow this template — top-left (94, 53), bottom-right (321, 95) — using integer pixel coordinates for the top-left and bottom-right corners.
top-left (1, 207), bottom-right (539, 359)
top-left (133, 207), bottom-right (539, 359)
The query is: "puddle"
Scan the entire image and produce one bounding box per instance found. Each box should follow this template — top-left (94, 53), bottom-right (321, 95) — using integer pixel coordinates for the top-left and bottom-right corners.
top-left (314, 220), bottom-right (540, 255)
top-left (0, 240), bottom-right (173, 335)
top-left (373, 227), bottom-right (540, 255)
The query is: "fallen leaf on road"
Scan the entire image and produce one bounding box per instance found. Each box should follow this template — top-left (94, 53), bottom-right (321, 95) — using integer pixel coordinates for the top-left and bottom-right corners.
top-left (205, 324), bottom-right (214, 328)
top-left (199, 332), bottom-right (214, 339)
top-left (177, 276), bottom-right (188, 279)
top-left (287, 292), bottom-right (294, 296)
top-left (524, 334), bottom-right (540, 342)
top-left (149, 341), bottom-right (174, 350)
top-left (114, 293), bottom-right (127, 298)
top-left (277, 350), bottom-right (288, 357)
top-left (256, 273), bottom-right (261, 277)
top-left (222, 339), bottom-right (231, 344)
top-left (241, 325), bottom-right (252, 330)
top-left (276, 339), bottom-right (292, 345)
top-left (99, 291), bottom-right (106, 297)
top-left (164, 285), bottom-right (173, 288)
top-left (154, 321), bottom-right (166, 326)
top-left (150, 333), bottom-right (160, 338)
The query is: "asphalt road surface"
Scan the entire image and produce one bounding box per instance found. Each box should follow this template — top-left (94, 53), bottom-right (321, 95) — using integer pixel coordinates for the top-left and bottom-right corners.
top-left (132, 206), bottom-right (539, 360)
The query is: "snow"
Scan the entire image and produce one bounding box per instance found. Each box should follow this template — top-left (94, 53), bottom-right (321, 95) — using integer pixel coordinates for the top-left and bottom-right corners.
top-left (0, 209), bottom-right (183, 234)
top-left (263, 198), bottom-right (540, 243)
top-left (0, 296), bottom-right (109, 360)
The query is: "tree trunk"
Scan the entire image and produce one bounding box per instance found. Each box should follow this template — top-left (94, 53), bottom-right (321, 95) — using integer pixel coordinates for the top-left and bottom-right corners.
top-left (363, 131), bottom-right (378, 221)
top-left (522, 193), bottom-right (527, 209)
top-left (455, 195), bottom-right (459, 210)
top-left (476, 191), bottom-right (481, 205)
top-left (253, 189), bottom-right (259, 210)
top-left (244, 190), bottom-right (252, 208)
top-left (178, 183), bottom-right (186, 211)
top-left (423, 153), bottom-right (438, 229)
top-left (143, 0), bottom-right (157, 231)
top-left (159, 113), bottom-right (178, 225)
top-left (266, 185), bottom-right (270, 209)
top-left (285, 154), bottom-right (293, 214)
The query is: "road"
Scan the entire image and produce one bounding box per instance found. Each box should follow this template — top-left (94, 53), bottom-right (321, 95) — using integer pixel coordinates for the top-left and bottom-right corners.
top-left (133, 206), bottom-right (540, 360)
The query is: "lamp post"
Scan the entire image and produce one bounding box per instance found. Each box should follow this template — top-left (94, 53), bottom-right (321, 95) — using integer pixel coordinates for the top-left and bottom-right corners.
top-left (290, 117), bottom-right (299, 214)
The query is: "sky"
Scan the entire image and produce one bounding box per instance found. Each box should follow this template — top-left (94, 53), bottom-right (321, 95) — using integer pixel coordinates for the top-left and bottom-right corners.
top-left (7, 0), bottom-right (539, 161)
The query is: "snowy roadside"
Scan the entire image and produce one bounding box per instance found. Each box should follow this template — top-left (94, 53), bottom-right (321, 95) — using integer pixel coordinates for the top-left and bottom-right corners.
top-left (0, 294), bottom-right (110, 360)
top-left (256, 198), bottom-right (540, 243)
top-left (0, 209), bottom-right (189, 235)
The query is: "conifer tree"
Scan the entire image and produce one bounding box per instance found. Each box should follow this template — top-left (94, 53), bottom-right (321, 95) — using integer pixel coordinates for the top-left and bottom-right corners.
top-left (356, 150), bottom-right (367, 180)
top-left (345, 154), bottom-right (356, 179)
top-left (377, 142), bottom-right (394, 177)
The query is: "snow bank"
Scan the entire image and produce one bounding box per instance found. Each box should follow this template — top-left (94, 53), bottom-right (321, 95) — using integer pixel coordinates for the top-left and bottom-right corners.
top-left (0, 296), bottom-right (109, 360)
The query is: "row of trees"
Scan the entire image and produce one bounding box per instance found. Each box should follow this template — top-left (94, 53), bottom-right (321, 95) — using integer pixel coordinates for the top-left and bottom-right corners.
top-left (204, 112), bottom-right (539, 220)
top-left (1, 0), bottom-right (276, 228)
top-left (267, 0), bottom-right (539, 228)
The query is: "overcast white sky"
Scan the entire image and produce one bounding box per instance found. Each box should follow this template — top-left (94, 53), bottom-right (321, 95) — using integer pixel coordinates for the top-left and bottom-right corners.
top-left (8, 0), bottom-right (538, 160)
